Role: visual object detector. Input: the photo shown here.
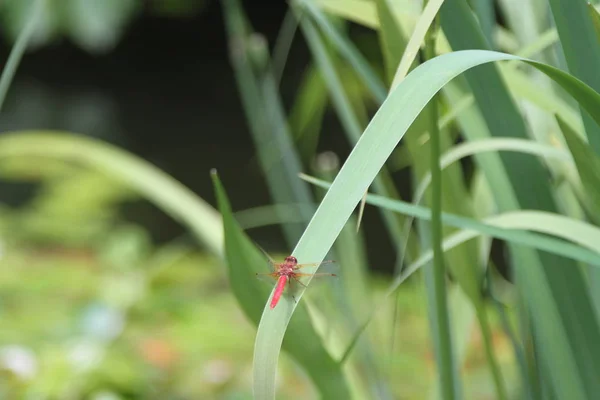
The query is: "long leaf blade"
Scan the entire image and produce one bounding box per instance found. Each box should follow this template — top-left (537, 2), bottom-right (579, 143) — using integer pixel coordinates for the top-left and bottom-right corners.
top-left (251, 48), bottom-right (600, 399)
top-left (212, 171), bottom-right (351, 399)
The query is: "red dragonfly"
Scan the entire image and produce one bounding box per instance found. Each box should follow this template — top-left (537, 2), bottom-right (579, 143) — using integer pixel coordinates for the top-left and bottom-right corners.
top-left (256, 255), bottom-right (337, 309)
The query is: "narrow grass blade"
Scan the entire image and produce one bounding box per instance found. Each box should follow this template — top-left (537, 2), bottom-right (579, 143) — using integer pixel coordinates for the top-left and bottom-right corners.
top-left (306, 0), bottom-right (413, 237)
top-left (312, 156), bottom-right (388, 399)
top-left (588, 3), bottom-right (600, 42)
top-left (313, 0), bottom-right (419, 32)
top-left (301, 173), bottom-right (600, 272)
top-left (473, 0), bottom-right (495, 48)
top-left (298, 11), bottom-right (407, 252)
top-left (235, 204), bottom-right (312, 229)
top-left (391, 0), bottom-right (445, 90)
top-left (397, 22), bottom-right (497, 396)
top-left (212, 172), bottom-right (350, 399)
top-left (272, 7), bottom-right (300, 87)
top-left (515, 28), bottom-right (559, 59)
top-left (435, 285), bottom-right (476, 398)
top-left (500, 65), bottom-right (584, 137)
top-left (557, 115), bottom-right (600, 216)
top-left (288, 65), bottom-right (328, 161)
top-left (423, 18), bottom-right (463, 400)
top-left (0, 0), bottom-right (44, 111)
top-left (414, 138), bottom-right (575, 207)
top-left (398, 208), bottom-right (600, 283)
top-left (548, 0), bottom-right (600, 153)
top-left (299, 0), bottom-right (387, 102)
top-left (373, 0), bottom-right (407, 84)
top-left (222, 0), bottom-right (316, 245)
top-left (556, 114), bottom-right (600, 315)
top-left (439, 0), bottom-right (544, 211)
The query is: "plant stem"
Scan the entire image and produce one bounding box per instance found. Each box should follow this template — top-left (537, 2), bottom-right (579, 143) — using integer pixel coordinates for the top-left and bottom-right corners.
top-left (425, 13), bottom-right (456, 400)
top-left (476, 304), bottom-right (508, 400)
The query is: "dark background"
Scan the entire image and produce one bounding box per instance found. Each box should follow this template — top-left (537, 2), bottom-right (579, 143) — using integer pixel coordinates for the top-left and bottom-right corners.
top-left (0, 1), bottom-right (397, 272)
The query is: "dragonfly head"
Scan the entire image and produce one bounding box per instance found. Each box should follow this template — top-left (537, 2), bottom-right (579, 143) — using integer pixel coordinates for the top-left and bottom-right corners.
top-left (284, 255), bottom-right (298, 265)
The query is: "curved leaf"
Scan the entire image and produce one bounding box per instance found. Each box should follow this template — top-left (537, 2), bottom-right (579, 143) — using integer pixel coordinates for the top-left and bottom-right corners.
top-left (413, 138), bottom-right (575, 206)
top-left (252, 49), bottom-right (600, 399)
top-left (212, 172), bottom-right (350, 399)
top-left (0, 131), bottom-right (222, 256)
top-left (301, 173), bottom-right (600, 267)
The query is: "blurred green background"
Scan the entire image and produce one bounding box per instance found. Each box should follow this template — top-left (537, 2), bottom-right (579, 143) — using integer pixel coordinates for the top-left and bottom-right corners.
top-left (0, 1), bottom-right (405, 399)
top-left (2, 0), bottom-right (589, 399)
top-left (0, 1), bottom-right (301, 399)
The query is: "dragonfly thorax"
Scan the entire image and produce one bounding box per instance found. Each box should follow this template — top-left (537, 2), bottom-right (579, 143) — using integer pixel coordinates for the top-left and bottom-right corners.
top-left (278, 263), bottom-right (295, 275)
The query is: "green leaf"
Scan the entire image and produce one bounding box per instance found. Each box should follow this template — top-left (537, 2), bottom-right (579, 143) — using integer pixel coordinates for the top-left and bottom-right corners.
top-left (440, 2), bottom-right (600, 397)
top-left (588, 3), bottom-right (600, 42)
top-left (473, 0), bottom-right (495, 48)
top-left (251, 48), bottom-right (600, 399)
top-left (222, 0), bottom-right (316, 245)
top-left (299, 0), bottom-right (388, 102)
top-left (557, 115), bottom-right (600, 214)
top-left (211, 171), bottom-right (351, 399)
top-left (302, 172), bottom-right (600, 400)
top-left (312, 0), bottom-right (382, 30)
top-left (556, 114), bottom-right (600, 317)
top-left (301, 173), bottom-right (600, 269)
top-left (0, 0), bottom-right (44, 111)
top-left (288, 65), bottom-right (328, 162)
top-left (414, 137), bottom-right (575, 207)
top-left (235, 204), bottom-right (310, 230)
top-left (390, 0), bottom-right (445, 90)
top-left (500, 65), bottom-right (584, 137)
top-left (298, 10), bottom-right (408, 251)
top-left (0, 0), bottom-right (59, 49)
top-left (0, 132), bottom-right (223, 256)
top-left (373, 0), bottom-right (407, 84)
top-left (64, 0), bottom-right (140, 54)
top-left (548, 0), bottom-right (600, 153)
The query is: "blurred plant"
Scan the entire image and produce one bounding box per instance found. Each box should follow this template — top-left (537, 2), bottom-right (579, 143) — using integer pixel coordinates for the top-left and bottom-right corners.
top-left (0, 0), bottom-right (209, 54)
top-left (5, 0), bottom-right (600, 399)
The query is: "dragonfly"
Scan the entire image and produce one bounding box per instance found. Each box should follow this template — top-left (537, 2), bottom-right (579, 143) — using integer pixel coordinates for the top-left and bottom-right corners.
top-left (256, 255), bottom-right (337, 309)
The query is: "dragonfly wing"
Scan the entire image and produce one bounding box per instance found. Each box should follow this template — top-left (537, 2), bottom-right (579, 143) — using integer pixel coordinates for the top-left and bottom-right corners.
top-left (290, 267), bottom-right (340, 293)
top-left (294, 260), bottom-right (336, 269)
top-left (256, 272), bottom-right (279, 286)
top-left (294, 261), bottom-right (340, 276)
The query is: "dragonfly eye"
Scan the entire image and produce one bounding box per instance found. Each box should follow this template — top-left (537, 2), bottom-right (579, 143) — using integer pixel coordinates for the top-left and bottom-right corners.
top-left (285, 256), bottom-right (298, 264)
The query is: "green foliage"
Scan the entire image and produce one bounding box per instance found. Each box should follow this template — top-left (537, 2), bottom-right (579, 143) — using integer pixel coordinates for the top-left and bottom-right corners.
top-left (0, 0), bottom-right (208, 54)
top-left (5, 0), bottom-right (600, 399)
top-left (212, 171), bottom-right (351, 399)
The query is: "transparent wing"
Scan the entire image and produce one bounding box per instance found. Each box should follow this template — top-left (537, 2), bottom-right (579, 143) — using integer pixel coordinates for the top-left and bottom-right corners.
top-left (253, 242), bottom-right (276, 265)
top-left (292, 261), bottom-right (340, 290)
top-left (294, 260), bottom-right (339, 275)
top-left (294, 259), bottom-right (335, 268)
top-left (255, 271), bottom-right (279, 287)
